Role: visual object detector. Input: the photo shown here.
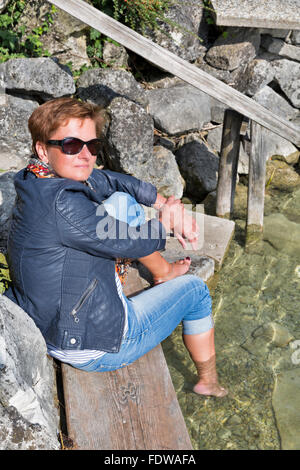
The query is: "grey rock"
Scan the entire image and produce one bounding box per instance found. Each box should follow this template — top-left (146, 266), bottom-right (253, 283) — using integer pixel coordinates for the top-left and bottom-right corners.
top-left (253, 86), bottom-right (299, 121)
top-left (263, 213), bottom-right (300, 257)
top-left (272, 369), bottom-right (300, 450)
top-left (291, 30), bottom-right (300, 45)
top-left (102, 41), bottom-right (129, 68)
top-left (0, 296), bottom-right (59, 450)
top-left (1, 58), bottom-right (75, 100)
top-left (261, 35), bottom-right (300, 62)
top-left (146, 85), bottom-right (211, 135)
top-left (194, 55), bottom-right (235, 85)
top-left (105, 97), bottom-right (154, 176)
top-left (77, 68), bottom-right (148, 108)
top-left (252, 322), bottom-right (294, 347)
top-left (271, 59), bottom-right (300, 108)
top-left (144, 146), bottom-right (184, 199)
top-left (0, 94), bottom-right (38, 159)
top-left (142, 1), bottom-right (208, 62)
top-left (0, 171), bottom-right (16, 249)
top-left (175, 141), bottom-right (219, 199)
top-left (259, 29), bottom-right (291, 40)
top-left (0, 0), bottom-right (9, 13)
top-left (205, 27), bottom-right (261, 71)
top-left (233, 59), bottom-right (274, 96)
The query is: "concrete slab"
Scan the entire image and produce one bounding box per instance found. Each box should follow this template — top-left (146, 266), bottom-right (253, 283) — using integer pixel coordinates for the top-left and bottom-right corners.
top-left (210, 0), bottom-right (300, 30)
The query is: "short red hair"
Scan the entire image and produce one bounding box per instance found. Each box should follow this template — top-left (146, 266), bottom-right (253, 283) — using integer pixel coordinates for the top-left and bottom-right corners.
top-left (28, 97), bottom-right (105, 156)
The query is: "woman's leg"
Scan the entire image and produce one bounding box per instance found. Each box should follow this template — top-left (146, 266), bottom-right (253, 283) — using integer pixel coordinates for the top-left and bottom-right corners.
top-left (138, 252), bottom-right (191, 284)
top-left (73, 274), bottom-right (227, 397)
top-left (183, 330), bottom-right (227, 397)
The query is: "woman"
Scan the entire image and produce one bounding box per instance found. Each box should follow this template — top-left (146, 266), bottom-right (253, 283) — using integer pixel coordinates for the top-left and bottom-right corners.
top-left (5, 97), bottom-right (227, 397)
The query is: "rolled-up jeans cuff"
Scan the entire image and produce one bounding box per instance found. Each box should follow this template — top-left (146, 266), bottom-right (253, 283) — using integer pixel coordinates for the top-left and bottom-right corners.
top-left (182, 314), bottom-right (214, 335)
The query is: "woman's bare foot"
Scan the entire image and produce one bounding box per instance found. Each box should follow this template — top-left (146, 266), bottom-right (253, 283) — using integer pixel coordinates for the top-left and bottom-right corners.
top-left (153, 257), bottom-right (191, 285)
top-left (193, 381), bottom-right (228, 398)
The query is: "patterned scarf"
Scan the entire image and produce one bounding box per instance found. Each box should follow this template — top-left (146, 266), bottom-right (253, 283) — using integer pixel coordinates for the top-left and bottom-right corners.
top-left (26, 157), bottom-right (58, 178)
top-left (26, 157), bottom-right (130, 285)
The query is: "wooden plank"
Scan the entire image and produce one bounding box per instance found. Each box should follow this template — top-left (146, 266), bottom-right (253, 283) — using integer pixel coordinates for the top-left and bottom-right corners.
top-left (246, 120), bottom-right (266, 241)
top-left (216, 109), bottom-right (243, 219)
top-left (48, 0), bottom-right (300, 146)
top-left (62, 268), bottom-right (193, 450)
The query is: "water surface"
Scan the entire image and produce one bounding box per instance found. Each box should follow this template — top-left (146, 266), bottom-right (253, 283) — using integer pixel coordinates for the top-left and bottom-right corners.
top-left (162, 182), bottom-right (300, 450)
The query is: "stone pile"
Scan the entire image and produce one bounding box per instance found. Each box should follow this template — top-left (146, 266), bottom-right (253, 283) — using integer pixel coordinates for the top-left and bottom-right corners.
top-left (0, 0), bottom-right (300, 450)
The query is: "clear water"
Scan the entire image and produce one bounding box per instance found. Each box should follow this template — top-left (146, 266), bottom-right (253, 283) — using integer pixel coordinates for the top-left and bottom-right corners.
top-left (162, 180), bottom-right (300, 450)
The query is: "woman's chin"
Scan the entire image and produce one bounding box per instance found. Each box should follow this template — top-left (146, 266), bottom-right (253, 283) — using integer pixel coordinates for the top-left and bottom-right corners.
top-left (59, 167), bottom-right (94, 181)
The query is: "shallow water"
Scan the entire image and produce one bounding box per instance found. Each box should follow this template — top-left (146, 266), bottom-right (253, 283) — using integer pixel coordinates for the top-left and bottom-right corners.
top-left (162, 183), bottom-right (300, 450)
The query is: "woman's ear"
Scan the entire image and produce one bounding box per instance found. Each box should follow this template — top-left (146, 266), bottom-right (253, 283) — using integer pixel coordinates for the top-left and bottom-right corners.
top-left (35, 141), bottom-right (49, 163)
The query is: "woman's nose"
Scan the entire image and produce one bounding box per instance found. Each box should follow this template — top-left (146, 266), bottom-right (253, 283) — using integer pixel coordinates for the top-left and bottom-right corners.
top-left (78, 143), bottom-right (92, 158)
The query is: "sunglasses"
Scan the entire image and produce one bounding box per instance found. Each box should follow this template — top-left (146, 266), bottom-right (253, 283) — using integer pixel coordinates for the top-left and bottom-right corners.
top-left (47, 137), bottom-right (104, 156)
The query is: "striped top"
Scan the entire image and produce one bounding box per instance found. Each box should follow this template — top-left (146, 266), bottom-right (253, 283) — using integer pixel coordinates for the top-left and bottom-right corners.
top-left (47, 272), bottom-right (128, 365)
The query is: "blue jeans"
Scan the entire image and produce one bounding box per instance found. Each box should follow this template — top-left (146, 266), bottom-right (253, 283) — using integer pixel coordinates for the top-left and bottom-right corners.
top-left (73, 192), bottom-right (214, 372)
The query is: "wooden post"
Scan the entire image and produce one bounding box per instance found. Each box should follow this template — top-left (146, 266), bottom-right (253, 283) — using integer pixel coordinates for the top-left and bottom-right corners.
top-left (246, 120), bottom-right (266, 245)
top-left (216, 109), bottom-right (243, 219)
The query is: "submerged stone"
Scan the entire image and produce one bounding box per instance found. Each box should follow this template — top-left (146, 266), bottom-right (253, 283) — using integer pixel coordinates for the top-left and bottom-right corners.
top-left (263, 213), bottom-right (300, 258)
top-left (272, 369), bottom-right (300, 450)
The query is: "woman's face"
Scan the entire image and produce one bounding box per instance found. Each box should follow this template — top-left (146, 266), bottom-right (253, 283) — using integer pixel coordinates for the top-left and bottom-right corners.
top-left (36, 118), bottom-right (98, 181)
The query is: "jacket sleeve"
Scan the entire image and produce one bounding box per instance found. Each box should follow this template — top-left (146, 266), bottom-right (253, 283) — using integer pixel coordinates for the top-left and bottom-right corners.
top-left (55, 188), bottom-right (166, 259)
top-left (88, 169), bottom-right (157, 207)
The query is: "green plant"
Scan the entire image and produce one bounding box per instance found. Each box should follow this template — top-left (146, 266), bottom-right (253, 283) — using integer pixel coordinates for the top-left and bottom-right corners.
top-left (91, 0), bottom-right (174, 33)
top-left (0, 1), bottom-right (56, 62)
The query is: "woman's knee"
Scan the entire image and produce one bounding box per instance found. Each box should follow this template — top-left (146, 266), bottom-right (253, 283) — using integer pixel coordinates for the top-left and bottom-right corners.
top-left (181, 274), bottom-right (212, 317)
top-left (103, 191), bottom-right (145, 227)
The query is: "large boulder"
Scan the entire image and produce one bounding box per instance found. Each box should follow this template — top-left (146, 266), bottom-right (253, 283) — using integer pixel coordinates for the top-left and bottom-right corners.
top-left (271, 59), bottom-right (300, 108)
top-left (142, 1), bottom-right (208, 62)
top-left (0, 295), bottom-right (59, 450)
top-left (233, 59), bottom-right (274, 96)
top-left (0, 172), bottom-right (16, 249)
top-left (105, 97), bottom-right (154, 176)
top-left (0, 94), bottom-right (38, 160)
top-left (205, 27), bottom-right (261, 71)
top-left (1, 58), bottom-right (75, 101)
top-left (175, 141), bottom-right (219, 200)
top-left (253, 86), bottom-right (299, 121)
top-left (77, 68), bottom-right (148, 108)
top-left (146, 84), bottom-right (211, 135)
top-left (144, 146), bottom-right (184, 199)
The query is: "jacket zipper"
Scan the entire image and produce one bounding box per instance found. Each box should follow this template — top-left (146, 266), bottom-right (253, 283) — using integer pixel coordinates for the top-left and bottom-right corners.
top-left (70, 279), bottom-right (98, 323)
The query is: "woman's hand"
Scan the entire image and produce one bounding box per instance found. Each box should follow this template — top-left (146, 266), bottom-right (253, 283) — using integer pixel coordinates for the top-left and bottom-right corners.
top-left (157, 196), bottom-right (199, 251)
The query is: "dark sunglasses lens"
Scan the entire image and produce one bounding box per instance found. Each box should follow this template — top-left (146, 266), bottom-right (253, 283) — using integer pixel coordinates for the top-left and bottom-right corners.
top-left (86, 139), bottom-right (103, 156)
top-left (62, 138), bottom-right (83, 155)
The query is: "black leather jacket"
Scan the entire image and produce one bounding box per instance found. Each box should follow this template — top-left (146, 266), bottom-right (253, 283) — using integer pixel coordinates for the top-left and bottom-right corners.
top-left (5, 168), bottom-right (166, 353)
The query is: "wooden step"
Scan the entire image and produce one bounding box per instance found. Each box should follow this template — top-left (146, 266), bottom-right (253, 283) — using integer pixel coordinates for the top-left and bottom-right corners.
top-left (61, 267), bottom-right (193, 450)
top-left (210, 0), bottom-right (300, 30)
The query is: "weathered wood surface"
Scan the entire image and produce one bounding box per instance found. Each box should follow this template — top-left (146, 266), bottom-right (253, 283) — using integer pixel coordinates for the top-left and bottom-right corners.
top-left (48, 0), bottom-right (300, 146)
top-left (247, 120), bottom-right (267, 229)
top-left (216, 110), bottom-right (243, 219)
top-left (61, 268), bottom-right (193, 450)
